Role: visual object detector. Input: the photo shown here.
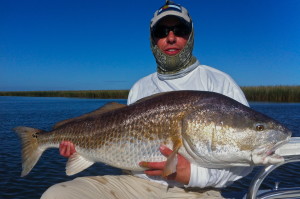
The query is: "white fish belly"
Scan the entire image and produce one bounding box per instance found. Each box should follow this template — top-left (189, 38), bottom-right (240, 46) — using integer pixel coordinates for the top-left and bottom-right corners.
top-left (77, 140), bottom-right (169, 171)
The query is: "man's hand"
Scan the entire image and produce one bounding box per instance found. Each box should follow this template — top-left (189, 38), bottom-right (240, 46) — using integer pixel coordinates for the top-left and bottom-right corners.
top-left (59, 141), bottom-right (76, 158)
top-left (139, 145), bottom-right (191, 185)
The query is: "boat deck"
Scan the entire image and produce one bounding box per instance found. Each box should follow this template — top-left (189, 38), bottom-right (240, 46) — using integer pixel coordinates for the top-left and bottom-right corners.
top-left (245, 137), bottom-right (300, 199)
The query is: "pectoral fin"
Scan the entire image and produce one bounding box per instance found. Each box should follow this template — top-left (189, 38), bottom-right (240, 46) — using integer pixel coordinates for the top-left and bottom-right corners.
top-left (162, 139), bottom-right (183, 177)
top-left (66, 153), bottom-right (94, 175)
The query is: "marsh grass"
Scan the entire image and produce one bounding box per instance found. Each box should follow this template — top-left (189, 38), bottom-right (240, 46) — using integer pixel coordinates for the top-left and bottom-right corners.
top-left (242, 86), bottom-right (300, 103)
top-left (0, 90), bottom-right (129, 99)
top-left (1, 86), bottom-right (299, 102)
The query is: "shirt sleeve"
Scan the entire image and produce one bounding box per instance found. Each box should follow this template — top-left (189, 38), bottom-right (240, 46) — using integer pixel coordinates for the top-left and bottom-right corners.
top-left (186, 164), bottom-right (253, 188)
top-left (221, 75), bottom-right (249, 107)
top-left (226, 86), bottom-right (249, 107)
top-left (127, 81), bottom-right (141, 105)
top-left (127, 74), bottom-right (155, 105)
top-left (127, 87), bottom-right (136, 105)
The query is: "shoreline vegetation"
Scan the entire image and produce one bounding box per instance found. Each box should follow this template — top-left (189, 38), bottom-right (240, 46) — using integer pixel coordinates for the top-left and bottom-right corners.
top-left (241, 86), bottom-right (300, 103)
top-left (0, 86), bottom-right (299, 103)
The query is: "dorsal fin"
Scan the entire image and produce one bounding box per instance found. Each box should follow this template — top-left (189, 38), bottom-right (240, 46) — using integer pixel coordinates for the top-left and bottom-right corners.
top-left (134, 92), bottom-right (170, 104)
top-left (92, 102), bottom-right (126, 114)
top-left (53, 102), bottom-right (126, 129)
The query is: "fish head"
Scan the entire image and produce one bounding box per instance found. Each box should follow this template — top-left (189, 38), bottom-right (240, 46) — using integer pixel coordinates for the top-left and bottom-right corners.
top-left (182, 98), bottom-right (292, 168)
top-left (244, 109), bottom-right (292, 165)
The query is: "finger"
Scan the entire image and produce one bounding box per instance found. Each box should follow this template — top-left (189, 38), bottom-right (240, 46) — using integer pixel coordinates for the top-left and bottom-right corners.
top-left (60, 141), bottom-right (74, 157)
top-left (59, 142), bottom-right (65, 153)
top-left (159, 145), bottom-right (173, 157)
top-left (144, 170), bottom-right (163, 176)
top-left (145, 170), bottom-right (178, 181)
top-left (70, 142), bottom-right (76, 153)
top-left (65, 143), bottom-right (71, 156)
top-left (59, 143), bottom-right (68, 157)
top-left (139, 161), bottom-right (166, 170)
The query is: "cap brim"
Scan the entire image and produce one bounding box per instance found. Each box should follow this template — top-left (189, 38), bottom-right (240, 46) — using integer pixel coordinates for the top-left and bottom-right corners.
top-left (151, 10), bottom-right (191, 28)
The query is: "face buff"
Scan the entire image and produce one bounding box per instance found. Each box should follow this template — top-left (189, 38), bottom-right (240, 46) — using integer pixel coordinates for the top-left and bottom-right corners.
top-left (151, 29), bottom-right (196, 75)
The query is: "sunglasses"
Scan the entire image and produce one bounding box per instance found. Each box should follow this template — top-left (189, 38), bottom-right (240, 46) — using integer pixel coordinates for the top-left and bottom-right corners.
top-left (152, 23), bottom-right (192, 38)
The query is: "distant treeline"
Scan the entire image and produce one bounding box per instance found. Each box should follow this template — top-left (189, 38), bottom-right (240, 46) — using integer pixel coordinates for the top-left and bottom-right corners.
top-left (0, 86), bottom-right (299, 102)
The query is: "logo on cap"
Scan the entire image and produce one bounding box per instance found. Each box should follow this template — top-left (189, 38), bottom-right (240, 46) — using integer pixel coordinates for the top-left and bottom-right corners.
top-left (158, 4), bottom-right (182, 15)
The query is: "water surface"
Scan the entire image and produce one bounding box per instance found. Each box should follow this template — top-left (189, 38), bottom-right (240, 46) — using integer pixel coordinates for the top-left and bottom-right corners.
top-left (1, 97), bottom-right (299, 198)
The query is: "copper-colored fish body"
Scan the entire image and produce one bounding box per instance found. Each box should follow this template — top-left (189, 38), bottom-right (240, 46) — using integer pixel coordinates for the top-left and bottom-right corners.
top-left (14, 91), bottom-right (292, 177)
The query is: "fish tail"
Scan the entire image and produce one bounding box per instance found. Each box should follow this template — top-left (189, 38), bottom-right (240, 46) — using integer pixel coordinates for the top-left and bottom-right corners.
top-left (13, 126), bottom-right (45, 177)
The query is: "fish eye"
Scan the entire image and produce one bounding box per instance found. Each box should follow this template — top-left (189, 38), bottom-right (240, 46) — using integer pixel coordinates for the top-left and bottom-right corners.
top-left (256, 124), bottom-right (265, 131)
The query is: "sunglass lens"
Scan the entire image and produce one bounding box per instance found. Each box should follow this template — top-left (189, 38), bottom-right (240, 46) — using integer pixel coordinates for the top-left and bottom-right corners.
top-left (153, 26), bottom-right (168, 38)
top-left (174, 24), bottom-right (191, 37)
top-left (153, 24), bottom-right (191, 38)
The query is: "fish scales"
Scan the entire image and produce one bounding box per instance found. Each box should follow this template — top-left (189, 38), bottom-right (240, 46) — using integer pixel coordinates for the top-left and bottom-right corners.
top-left (14, 91), bottom-right (292, 177)
top-left (35, 93), bottom-right (189, 168)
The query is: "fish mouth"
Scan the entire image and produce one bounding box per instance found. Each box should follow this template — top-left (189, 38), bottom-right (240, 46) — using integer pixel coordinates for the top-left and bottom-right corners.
top-left (265, 139), bottom-right (290, 156)
top-left (252, 138), bottom-right (290, 165)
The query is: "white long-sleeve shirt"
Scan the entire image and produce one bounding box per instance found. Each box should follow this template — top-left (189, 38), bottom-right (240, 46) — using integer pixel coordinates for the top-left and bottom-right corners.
top-left (127, 60), bottom-right (252, 188)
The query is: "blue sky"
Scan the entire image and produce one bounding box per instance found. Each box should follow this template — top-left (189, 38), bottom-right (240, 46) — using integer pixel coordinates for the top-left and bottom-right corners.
top-left (1, 0), bottom-right (299, 91)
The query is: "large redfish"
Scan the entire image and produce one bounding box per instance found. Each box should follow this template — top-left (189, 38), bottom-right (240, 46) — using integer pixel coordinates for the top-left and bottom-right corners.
top-left (14, 91), bottom-right (292, 177)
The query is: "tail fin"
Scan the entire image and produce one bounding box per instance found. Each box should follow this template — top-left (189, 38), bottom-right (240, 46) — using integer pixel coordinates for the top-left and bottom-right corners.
top-left (13, 126), bottom-right (45, 177)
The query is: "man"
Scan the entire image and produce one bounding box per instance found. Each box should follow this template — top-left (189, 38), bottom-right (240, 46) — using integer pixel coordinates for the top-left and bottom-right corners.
top-left (127, 0), bottom-right (252, 189)
top-left (42, 1), bottom-right (252, 198)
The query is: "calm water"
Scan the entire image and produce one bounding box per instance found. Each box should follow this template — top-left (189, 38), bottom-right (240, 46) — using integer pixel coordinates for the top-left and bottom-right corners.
top-left (1, 96), bottom-right (299, 199)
